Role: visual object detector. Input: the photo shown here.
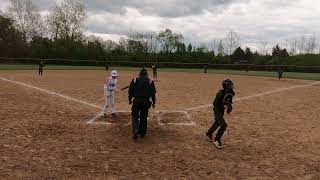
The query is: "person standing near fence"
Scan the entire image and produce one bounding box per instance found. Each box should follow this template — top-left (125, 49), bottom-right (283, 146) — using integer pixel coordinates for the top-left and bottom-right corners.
top-left (204, 64), bottom-right (208, 74)
top-left (38, 60), bottom-right (45, 76)
top-left (152, 64), bottom-right (158, 81)
top-left (105, 62), bottom-right (109, 71)
top-left (129, 68), bottom-right (156, 139)
top-left (278, 68), bottom-right (284, 80)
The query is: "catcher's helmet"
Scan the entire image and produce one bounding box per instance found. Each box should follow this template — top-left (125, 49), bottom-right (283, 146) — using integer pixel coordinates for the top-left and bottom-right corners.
top-left (139, 68), bottom-right (148, 76)
top-left (222, 79), bottom-right (234, 90)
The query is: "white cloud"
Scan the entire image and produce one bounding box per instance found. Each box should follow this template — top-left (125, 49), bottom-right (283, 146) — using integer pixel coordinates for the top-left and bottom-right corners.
top-left (0, 0), bottom-right (9, 12)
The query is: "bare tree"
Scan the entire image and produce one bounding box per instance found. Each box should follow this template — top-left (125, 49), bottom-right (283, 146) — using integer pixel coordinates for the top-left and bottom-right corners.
top-left (288, 39), bottom-right (298, 56)
top-left (157, 29), bottom-right (183, 53)
top-left (117, 38), bottom-right (128, 52)
top-left (209, 39), bottom-right (219, 55)
top-left (217, 39), bottom-right (225, 56)
top-left (305, 33), bottom-right (317, 54)
top-left (259, 40), bottom-right (269, 55)
top-left (226, 30), bottom-right (240, 55)
top-left (298, 35), bottom-right (306, 54)
top-left (47, 0), bottom-right (87, 41)
top-left (104, 39), bottom-right (119, 52)
top-left (128, 32), bottom-right (158, 53)
top-left (7, 0), bottom-right (44, 40)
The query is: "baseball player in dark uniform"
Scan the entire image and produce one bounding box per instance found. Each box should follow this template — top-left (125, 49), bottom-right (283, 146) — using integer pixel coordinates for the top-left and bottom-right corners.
top-left (205, 79), bottom-right (235, 149)
top-left (129, 68), bottom-right (156, 139)
top-left (39, 60), bottom-right (45, 76)
top-left (278, 68), bottom-right (284, 80)
top-left (204, 64), bottom-right (208, 74)
top-left (152, 64), bottom-right (157, 81)
top-left (105, 62), bottom-right (109, 71)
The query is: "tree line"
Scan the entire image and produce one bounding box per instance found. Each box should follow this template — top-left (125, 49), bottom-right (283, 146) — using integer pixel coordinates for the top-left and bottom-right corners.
top-left (0, 0), bottom-right (319, 66)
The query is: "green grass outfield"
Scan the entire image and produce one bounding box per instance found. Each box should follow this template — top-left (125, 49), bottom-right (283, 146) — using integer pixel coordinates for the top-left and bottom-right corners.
top-left (1, 64), bottom-right (319, 80)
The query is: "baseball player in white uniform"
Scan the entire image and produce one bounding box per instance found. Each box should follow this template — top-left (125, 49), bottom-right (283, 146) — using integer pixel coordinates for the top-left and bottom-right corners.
top-left (103, 70), bottom-right (119, 118)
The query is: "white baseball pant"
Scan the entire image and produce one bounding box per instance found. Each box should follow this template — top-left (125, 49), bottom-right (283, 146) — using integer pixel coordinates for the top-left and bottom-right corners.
top-left (104, 90), bottom-right (116, 114)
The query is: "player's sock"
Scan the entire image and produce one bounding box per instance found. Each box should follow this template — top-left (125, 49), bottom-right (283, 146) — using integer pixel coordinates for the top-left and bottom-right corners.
top-left (205, 133), bottom-right (213, 142)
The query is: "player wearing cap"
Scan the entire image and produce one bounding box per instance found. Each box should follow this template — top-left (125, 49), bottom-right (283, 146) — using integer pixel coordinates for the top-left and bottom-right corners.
top-left (103, 70), bottom-right (119, 118)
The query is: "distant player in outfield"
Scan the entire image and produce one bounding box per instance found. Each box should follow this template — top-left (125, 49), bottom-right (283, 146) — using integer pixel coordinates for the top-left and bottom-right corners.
top-left (205, 79), bottom-right (235, 149)
top-left (105, 63), bottom-right (109, 71)
top-left (278, 68), bottom-right (284, 80)
top-left (103, 70), bottom-right (119, 118)
top-left (152, 64), bottom-right (157, 81)
top-left (39, 60), bottom-right (45, 76)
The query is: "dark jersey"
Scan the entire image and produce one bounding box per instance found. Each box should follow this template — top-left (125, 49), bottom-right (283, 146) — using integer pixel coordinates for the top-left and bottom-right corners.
top-left (152, 65), bottom-right (157, 74)
top-left (129, 76), bottom-right (156, 104)
top-left (213, 89), bottom-right (235, 111)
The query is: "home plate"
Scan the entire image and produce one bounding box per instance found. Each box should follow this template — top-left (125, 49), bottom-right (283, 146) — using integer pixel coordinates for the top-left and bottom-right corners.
top-left (156, 111), bottom-right (195, 126)
top-left (94, 111), bottom-right (131, 125)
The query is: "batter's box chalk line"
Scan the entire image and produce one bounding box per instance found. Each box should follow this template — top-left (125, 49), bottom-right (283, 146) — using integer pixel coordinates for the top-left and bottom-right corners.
top-left (87, 110), bottom-right (196, 126)
top-left (156, 110), bottom-right (195, 126)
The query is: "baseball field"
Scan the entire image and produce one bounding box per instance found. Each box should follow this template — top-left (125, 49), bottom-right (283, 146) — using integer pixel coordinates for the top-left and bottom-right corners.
top-left (0, 68), bottom-right (319, 179)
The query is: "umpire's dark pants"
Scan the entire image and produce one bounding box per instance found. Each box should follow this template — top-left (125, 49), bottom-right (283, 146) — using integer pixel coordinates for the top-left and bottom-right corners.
top-left (207, 107), bottom-right (227, 141)
top-left (39, 68), bottom-right (43, 76)
top-left (131, 98), bottom-right (151, 136)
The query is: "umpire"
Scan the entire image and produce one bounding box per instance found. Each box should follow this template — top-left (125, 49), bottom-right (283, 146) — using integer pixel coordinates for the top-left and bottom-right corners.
top-left (129, 68), bottom-right (156, 139)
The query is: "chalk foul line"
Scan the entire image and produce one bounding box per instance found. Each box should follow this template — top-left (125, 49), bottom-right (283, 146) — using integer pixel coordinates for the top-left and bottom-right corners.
top-left (185, 81), bottom-right (320, 111)
top-left (0, 77), bottom-right (102, 110)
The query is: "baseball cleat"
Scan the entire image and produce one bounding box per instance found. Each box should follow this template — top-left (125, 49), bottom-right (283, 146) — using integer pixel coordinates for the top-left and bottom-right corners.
top-left (213, 140), bottom-right (223, 149)
top-left (102, 113), bottom-right (107, 118)
top-left (111, 113), bottom-right (116, 118)
top-left (133, 133), bottom-right (138, 139)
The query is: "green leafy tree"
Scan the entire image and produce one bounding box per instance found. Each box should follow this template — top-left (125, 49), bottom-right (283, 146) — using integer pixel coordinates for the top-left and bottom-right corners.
top-left (0, 15), bottom-right (26, 57)
top-left (187, 43), bottom-right (192, 53)
top-left (176, 42), bottom-right (186, 54)
top-left (272, 44), bottom-right (289, 57)
top-left (245, 47), bottom-right (253, 62)
top-left (231, 47), bottom-right (246, 62)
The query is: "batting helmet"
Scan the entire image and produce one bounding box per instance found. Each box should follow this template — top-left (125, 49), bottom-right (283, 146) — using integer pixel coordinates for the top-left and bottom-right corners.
top-left (111, 70), bottom-right (118, 77)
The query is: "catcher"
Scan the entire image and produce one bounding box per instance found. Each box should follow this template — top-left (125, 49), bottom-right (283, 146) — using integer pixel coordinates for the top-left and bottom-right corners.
top-left (205, 79), bottom-right (235, 149)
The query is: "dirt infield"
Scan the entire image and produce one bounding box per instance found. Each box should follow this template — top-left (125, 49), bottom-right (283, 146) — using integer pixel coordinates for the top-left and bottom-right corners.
top-left (0, 70), bottom-right (319, 179)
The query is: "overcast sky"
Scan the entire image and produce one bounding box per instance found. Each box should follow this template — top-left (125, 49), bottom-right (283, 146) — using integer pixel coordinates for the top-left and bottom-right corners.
top-left (1, 0), bottom-right (320, 51)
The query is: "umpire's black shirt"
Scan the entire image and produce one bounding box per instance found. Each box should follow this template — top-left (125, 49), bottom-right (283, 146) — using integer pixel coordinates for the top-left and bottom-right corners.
top-left (129, 75), bottom-right (156, 104)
